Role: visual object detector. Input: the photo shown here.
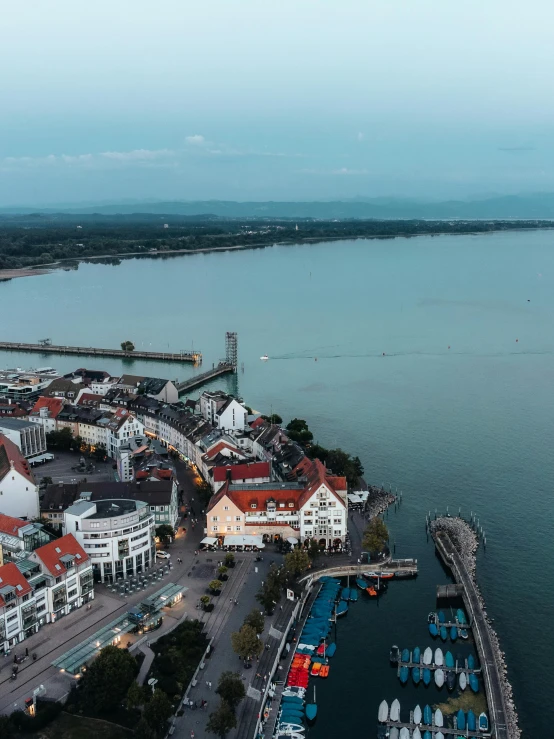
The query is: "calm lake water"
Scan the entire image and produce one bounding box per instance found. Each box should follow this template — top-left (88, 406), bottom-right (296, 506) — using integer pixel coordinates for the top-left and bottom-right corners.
top-left (2, 230), bottom-right (554, 736)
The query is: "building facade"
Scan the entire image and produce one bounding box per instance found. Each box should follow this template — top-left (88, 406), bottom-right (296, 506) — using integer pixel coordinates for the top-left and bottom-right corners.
top-left (0, 419), bottom-right (47, 459)
top-left (0, 434), bottom-right (40, 520)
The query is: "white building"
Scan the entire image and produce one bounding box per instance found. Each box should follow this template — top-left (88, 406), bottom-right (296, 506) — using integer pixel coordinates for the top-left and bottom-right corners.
top-left (0, 419), bottom-right (47, 459)
top-left (27, 397), bottom-right (65, 433)
top-left (116, 375), bottom-right (178, 403)
top-left (76, 407), bottom-right (145, 459)
top-left (0, 434), bottom-right (40, 520)
top-left (64, 497), bottom-right (156, 583)
top-left (199, 392), bottom-right (247, 432)
top-left (0, 368), bottom-right (59, 402)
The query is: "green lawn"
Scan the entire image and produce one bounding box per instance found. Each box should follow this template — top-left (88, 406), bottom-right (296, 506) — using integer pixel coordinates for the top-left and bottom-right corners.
top-left (24, 711), bottom-right (133, 739)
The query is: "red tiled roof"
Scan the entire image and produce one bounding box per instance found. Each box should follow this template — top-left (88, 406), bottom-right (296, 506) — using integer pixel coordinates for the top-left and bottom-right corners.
top-left (0, 513), bottom-right (27, 536)
top-left (213, 461), bottom-right (270, 483)
top-left (0, 434), bottom-right (35, 484)
top-left (250, 416), bottom-right (266, 430)
top-left (76, 393), bottom-right (102, 406)
top-left (30, 396), bottom-right (64, 418)
top-left (203, 440), bottom-right (244, 461)
top-left (34, 533), bottom-right (89, 576)
top-left (0, 562), bottom-right (32, 607)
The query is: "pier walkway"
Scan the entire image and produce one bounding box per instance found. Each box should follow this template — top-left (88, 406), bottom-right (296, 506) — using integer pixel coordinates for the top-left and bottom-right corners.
top-left (383, 719), bottom-right (490, 738)
top-left (175, 363), bottom-right (235, 394)
top-left (299, 558), bottom-right (418, 585)
top-left (0, 340), bottom-right (201, 363)
top-left (434, 531), bottom-right (510, 739)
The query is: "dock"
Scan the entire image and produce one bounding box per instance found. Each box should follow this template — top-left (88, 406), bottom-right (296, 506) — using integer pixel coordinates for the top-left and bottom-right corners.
top-left (299, 558), bottom-right (418, 585)
top-left (383, 720), bottom-right (490, 738)
top-left (175, 363), bottom-right (235, 394)
top-left (0, 340), bottom-right (201, 364)
top-left (437, 583), bottom-right (464, 598)
top-left (396, 659), bottom-right (480, 674)
top-left (434, 530), bottom-right (511, 739)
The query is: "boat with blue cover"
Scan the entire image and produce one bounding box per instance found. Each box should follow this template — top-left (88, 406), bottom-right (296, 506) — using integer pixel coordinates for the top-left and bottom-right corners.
top-left (440, 625), bottom-right (448, 641)
top-left (305, 687), bottom-right (317, 722)
top-left (457, 608), bottom-right (467, 624)
top-left (445, 651), bottom-right (454, 668)
top-left (349, 588), bottom-right (358, 601)
top-left (399, 665), bottom-right (409, 683)
top-left (340, 587), bottom-right (350, 601)
top-left (450, 626), bottom-right (457, 641)
top-left (335, 601), bottom-right (348, 617)
top-left (282, 696), bottom-right (303, 704)
top-left (459, 628), bottom-right (469, 639)
top-left (423, 705), bottom-right (432, 725)
top-left (429, 622), bottom-right (438, 637)
top-left (281, 710), bottom-right (304, 720)
top-left (423, 732), bottom-right (431, 739)
top-left (467, 654), bottom-right (475, 670)
top-left (479, 712), bottom-right (489, 731)
top-left (457, 710), bottom-right (466, 730)
top-left (412, 666), bottom-right (421, 684)
top-left (438, 610), bottom-right (446, 624)
top-left (422, 667), bottom-right (431, 685)
top-left (412, 646), bottom-right (421, 664)
top-left (326, 643), bottom-right (336, 657)
top-left (467, 709), bottom-right (476, 731)
top-left (469, 673), bottom-right (479, 692)
top-left (356, 577), bottom-right (367, 589)
top-left (401, 648), bottom-right (410, 662)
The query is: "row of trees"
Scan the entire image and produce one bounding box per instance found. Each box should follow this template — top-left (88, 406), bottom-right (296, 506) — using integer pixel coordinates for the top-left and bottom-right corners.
top-left (45, 427), bottom-right (107, 460)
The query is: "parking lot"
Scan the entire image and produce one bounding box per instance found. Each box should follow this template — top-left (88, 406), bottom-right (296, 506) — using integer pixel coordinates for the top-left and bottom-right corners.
top-left (33, 449), bottom-right (115, 485)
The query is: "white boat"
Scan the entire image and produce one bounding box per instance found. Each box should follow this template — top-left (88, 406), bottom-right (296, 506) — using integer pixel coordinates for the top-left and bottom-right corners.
top-left (413, 729), bottom-right (422, 739)
top-left (423, 647), bottom-right (433, 665)
top-left (435, 709), bottom-right (444, 727)
top-left (434, 648), bottom-right (444, 666)
top-left (390, 699), bottom-right (401, 722)
top-left (413, 705), bottom-right (422, 724)
top-left (378, 700), bottom-right (389, 722)
top-left (260, 355), bottom-right (269, 361)
top-left (434, 668), bottom-right (445, 688)
top-left (435, 733), bottom-right (444, 739)
top-left (399, 729), bottom-right (410, 739)
top-left (459, 671), bottom-right (467, 690)
top-left (389, 729), bottom-right (399, 739)
top-left (278, 725), bottom-right (305, 734)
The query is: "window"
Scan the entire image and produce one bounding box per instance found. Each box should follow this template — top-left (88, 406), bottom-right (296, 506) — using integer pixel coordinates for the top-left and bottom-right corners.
top-left (212, 526), bottom-right (218, 532)
top-left (224, 506), bottom-right (229, 511)
top-left (67, 588), bottom-right (78, 600)
top-left (279, 503), bottom-right (285, 508)
top-left (250, 503), bottom-right (257, 509)
top-left (288, 502), bottom-right (294, 508)
top-left (235, 515), bottom-right (241, 521)
top-left (211, 516), bottom-right (219, 522)
top-left (226, 526), bottom-right (232, 532)
top-left (226, 516), bottom-right (231, 521)
top-left (235, 526), bottom-right (241, 531)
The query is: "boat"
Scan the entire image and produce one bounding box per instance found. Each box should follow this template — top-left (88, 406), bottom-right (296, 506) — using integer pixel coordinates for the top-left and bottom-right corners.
top-left (378, 700), bottom-right (389, 722)
top-left (278, 724), bottom-right (305, 733)
top-left (450, 625), bottom-right (458, 641)
top-left (457, 710), bottom-right (466, 730)
top-left (412, 666), bottom-right (421, 684)
top-left (340, 587), bottom-right (350, 601)
top-left (422, 667), bottom-right (431, 686)
top-left (349, 588), bottom-right (358, 602)
top-left (440, 625), bottom-right (448, 641)
top-left (459, 672), bottom-right (467, 690)
top-left (366, 585), bottom-right (378, 597)
top-left (282, 696), bottom-right (304, 704)
top-left (413, 646), bottom-right (421, 664)
top-left (326, 643), bottom-right (336, 657)
top-left (427, 612), bottom-right (437, 624)
top-left (437, 610), bottom-right (446, 624)
top-left (401, 648), bottom-right (410, 663)
top-left (469, 673), bottom-right (479, 692)
top-left (413, 729), bottom-right (422, 739)
top-left (399, 666), bottom-right (409, 684)
top-left (435, 733), bottom-right (444, 739)
top-left (457, 608), bottom-right (467, 625)
top-left (281, 711), bottom-right (305, 722)
top-left (316, 643), bottom-right (326, 656)
top-left (428, 623), bottom-right (438, 638)
top-left (335, 601), bottom-right (348, 617)
top-left (260, 355), bottom-right (269, 361)
top-left (423, 733), bottom-right (431, 739)
top-left (423, 705), bottom-right (432, 725)
top-left (390, 699), bottom-right (401, 721)
top-left (413, 705), bottom-right (422, 724)
top-left (434, 709), bottom-right (444, 727)
top-left (365, 570), bottom-right (394, 579)
top-left (446, 671), bottom-right (456, 691)
top-left (445, 651), bottom-right (454, 668)
top-left (310, 663), bottom-right (322, 676)
top-left (434, 668), bottom-right (445, 688)
top-left (467, 654), bottom-right (475, 670)
top-left (422, 647), bottom-right (432, 665)
top-left (479, 712), bottom-right (489, 732)
top-left (390, 645), bottom-right (400, 663)
top-left (467, 709), bottom-right (476, 732)
top-left (319, 665), bottom-right (330, 678)
top-left (459, 628), bottom-right (469, 639)
top-left (305, 686), bottom-right (317, 722)
top-left (389, 729), bottom-right (399, 739)
top-left (356, 577), bottom-right (367, 589)
top-left (434, 648), bottom-right (444, 666)
top-left (399, 729), bottom-right (410, 739)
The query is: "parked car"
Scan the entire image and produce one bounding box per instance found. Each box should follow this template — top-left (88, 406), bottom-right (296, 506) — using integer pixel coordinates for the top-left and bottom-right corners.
top-left (156, 551), bottom-right (171, 560)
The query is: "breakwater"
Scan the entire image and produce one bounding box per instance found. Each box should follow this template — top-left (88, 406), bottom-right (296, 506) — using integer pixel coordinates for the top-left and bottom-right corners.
top-left (430, 517), bottom-right (520, 739)
top-left (0, 340), bottom-right (201, 363)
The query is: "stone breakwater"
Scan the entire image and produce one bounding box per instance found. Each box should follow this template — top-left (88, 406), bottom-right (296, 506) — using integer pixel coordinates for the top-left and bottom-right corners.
top-left (365, 486), bottom-right (396, 519)
top-left (430, 517), bottom-right (521, 739)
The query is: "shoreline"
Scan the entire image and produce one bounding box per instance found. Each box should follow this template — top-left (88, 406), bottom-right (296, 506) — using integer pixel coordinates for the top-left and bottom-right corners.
top-left (1, 224), bottom-right (553, 282)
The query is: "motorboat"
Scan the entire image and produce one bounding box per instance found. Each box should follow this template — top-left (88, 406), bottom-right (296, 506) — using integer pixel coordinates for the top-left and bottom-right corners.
top-left (467, 654), bottom-right (475, 670)
top-left (467, 710), bottom-right (476, 732)
top-left (390, 645), bottom-right (400, 663)
top-left (434, 668), bottom-right (445, 688)
top-left (434, 648), bottom-right (444, 666)
top-left (335, 601), bottom-right (348, 617)
top-left (428, 622), bottom-right (438, 638)
top-left (434, 709), bottom-right (444, 727)
top-left (445, 651), bottom-right (454, 668)
top-left (399, 729), bottom-right (410, 739)
top-left (413, 705), bottom-right (422, 724)
top-left (469, 673), bottom-right (479, 692)
top-left (356, 577), bottom-right (368, 589)
top-left (349, 588), bottom-right (358, 602)
top-left (412, 646), bottom-right (421, 664)
top-left (423, 733), bottom-right (431, 739)
top-left (459, 628), bottom-right (469, 639)
top-left (423, 705), bottom-right (432, 725)
top-left (435, 733), bottom-right (444, 739)
top-left (326, 643), bottom-right (336, 657)
top-left (457, 709), bottom-right (466, 730)
top-left (340, 587), bottom-right (350, 601)
top-left (422, 667), bottom-right (431, 686)
top-left (440, 625), bottom-right (448, 641)
top-left (389, 729), bottom-right (399, 739)
top-left (427, 612), bottom-right (437, 624)
top-left (401, 648), bottom-right (410, 663)
top-left (437, 610), bottom-right (446, 624)
top-left (412, 666), bottom-right (421, 684)
top-left (305, 686), bottom-right (317, 722)
top-left (422, 647), bottom-right (433, 665)
top-left (457, 608), bottom-right (467, 625)
top-left (399, 665), bottom-right (409, 684)
top-left (390, 699), bottom-right (401, 722)
top-left (450, 625), bottom-right (458, 641)
top-left (319, 665), bottom-right (329, 678)
top-left (378, 700), bottom-right (389, 722)
top-left (479, 712), bottom-right (489, 732)
top-left (260, 355), bottom-right (269, 361)
top-left (413, 729), bottom-right (422, 739)
top-left (459, 671), bottom-right (467, 690)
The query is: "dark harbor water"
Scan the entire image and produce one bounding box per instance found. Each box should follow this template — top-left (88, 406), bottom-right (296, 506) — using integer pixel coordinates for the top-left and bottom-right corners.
top-left (2, 230), bottom-right (554, 736)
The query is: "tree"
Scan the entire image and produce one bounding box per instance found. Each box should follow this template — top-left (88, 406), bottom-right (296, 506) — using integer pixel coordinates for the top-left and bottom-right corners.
top-left (256, 565), bottom-right (283, 613)
top-left (46, 427), bottom-right (74, 451)
top-left (284, 548), bottom-right (311, 578)
top-left (224, 553), bottom-right (235, 568)
top-left (155, 524), bottom-right (174, 545)
top-left (80, 645), bottom-right (137, 713)
top-left (40, 475), bottom-right (53, 488)
top-left (216, 672), bottom-right (246, 711)
top-left (206, 700), bottom-right (237, 738)
top-left (231, 624), bottom-right (263, 659)
top-left (200, 595), bottom-right (211, 610)
top-left (286, 418), bottom-right (314, 445)
top-left (217, 565), bottom-right (228, 578)
top-left (126, 680), bottom-right (147, 710)
top-left (243, 608), bottom-right (265, 634)
top-left (135, 717), bottom-right (157, 739)
top-left (308, 539), bottom-right (322, 560)
top-left (307, 444), bottom-right (329, 463)
top-left (362, 517), bottom-right (389, 553)
top-left (121, 340), bottom-right (135, 351)
top-left (209, 579), bottom-right (222, 593)
top-left (0, 716), bottom-right (14, 739)
top-left (143, 688), bottom-right (173, 736)
top-left (93, 442), bottom-right (107, 461)
top-left (261, 413), bottom-right (282, 424)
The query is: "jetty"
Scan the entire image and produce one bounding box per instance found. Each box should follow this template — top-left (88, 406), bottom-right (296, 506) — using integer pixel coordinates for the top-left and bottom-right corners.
top-left (433, 529), bottom-right (511, 739)
top-left (299, 558), bottom-right (418, 585)
top-left (383, 719), bottom-right (490, 738)
top-left (0, 339), bottom-right (201, 364)
top-left (176, 363), bottom-right (235, 395)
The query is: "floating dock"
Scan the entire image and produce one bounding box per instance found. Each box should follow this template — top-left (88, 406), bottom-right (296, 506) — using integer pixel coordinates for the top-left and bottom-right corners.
top-left (0, 340), bottom-right (201, 364)
top-left (383, 719), bottom-right (490, 738)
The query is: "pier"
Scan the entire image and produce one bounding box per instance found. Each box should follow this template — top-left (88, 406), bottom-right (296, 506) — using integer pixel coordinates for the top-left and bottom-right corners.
top-left (299, 558), bottom-right (418, 585)
top-left (383, 719), bottom-right (490, 738)
top-left (396, 659), bottom-right (480, 675)
top-left (176, 363), bottom-right (235, 395)
top-left (0, 340), bottom-right (201, 364)
top-left (434, 530), bottom-right (511, 739)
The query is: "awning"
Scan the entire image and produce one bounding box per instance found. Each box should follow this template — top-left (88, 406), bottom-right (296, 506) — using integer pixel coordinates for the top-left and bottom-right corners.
top-left (347, 493), bottom-right (363, 504)
top-left (200, 537), bottom-right (218, 546)
top-left (28, 453), bottom-right (54, 464)
top-left (223, 535), bottom-right (265, 548)
top-left (287, 537), bottom-right (299, 545)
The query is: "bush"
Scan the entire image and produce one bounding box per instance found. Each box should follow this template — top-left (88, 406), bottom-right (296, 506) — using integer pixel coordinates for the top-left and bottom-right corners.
top-left (10, 699), bottom-right (62, 732)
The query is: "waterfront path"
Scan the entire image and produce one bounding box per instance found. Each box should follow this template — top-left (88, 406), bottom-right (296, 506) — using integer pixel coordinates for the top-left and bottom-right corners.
top-left (435, 531), bottom-right (510, 739)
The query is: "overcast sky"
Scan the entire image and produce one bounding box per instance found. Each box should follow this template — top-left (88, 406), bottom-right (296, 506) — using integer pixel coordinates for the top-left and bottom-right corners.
top-left (1, 0), bottom-right (553, 204)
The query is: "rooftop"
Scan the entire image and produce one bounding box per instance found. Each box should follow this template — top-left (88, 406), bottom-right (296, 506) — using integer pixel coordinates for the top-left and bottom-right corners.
top-left (0, 418), bottom-right (37, 431)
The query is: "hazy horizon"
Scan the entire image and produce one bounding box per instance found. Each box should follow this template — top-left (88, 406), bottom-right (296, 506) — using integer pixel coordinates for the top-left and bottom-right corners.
top-left (2, 0), bottom-right (554, 205)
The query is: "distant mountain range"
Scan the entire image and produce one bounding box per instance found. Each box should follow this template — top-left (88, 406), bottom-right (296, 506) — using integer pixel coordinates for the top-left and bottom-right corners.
top-left (3, 193), bottom-right (554, 220)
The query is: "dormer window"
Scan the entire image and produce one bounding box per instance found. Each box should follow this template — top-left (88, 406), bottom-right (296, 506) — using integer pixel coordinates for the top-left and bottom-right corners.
top-left (250, 503), bottom-right (257, 509)
top-left (288, 502), bottom-right (294, 508)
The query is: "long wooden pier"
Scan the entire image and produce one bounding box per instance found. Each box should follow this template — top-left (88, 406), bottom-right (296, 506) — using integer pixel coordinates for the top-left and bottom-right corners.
top-left (396, 659), bottom-right (480, 674)
top-left (434, 530), bottom-right (511, 739)
top-left (0, 340), bottom-right (201, 364)
top-left (383, 719), bottom-right (490, 738)
top-left (175, 363), bottom-right (235, 394)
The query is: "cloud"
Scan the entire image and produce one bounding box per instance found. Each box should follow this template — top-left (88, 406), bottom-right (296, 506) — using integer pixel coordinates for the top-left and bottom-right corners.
top-left (1, 148), bottom-right (176, 172)
top-left (185, 134), bottom-right (206, 146)
top-left (100, 148), bottom-right (175, 161)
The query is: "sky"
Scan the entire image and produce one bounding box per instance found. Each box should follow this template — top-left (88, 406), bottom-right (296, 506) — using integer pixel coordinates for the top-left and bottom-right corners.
top-left (1, 0), bottom-right (554, 205)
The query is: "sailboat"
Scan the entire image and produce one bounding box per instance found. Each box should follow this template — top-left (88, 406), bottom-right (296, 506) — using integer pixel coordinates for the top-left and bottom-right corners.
top-left (390, 699), bottom-right (401, 722)
top-left (305, 686), bottom-right (317, 722)
top-left (413, 705), bottom-right (422, 724)
top-left (378, 700), bottom-right (389, 722)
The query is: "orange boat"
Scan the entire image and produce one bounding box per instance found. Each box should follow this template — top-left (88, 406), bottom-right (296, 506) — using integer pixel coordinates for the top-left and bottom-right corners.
top-left (310, 662), bottom-right (322, 676)
top-left (319, 665), bottom-right (330, 678)
top-left (366, 586), bottom-right (378, 597)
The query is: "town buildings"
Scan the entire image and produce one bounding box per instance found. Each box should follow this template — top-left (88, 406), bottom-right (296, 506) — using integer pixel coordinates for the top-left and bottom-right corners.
top-left (0, 368), bottom-right (59, 402)
top-left (0, 419), bottom-right (47, 459)
top-left (0, 434), bottom-right (40, 520)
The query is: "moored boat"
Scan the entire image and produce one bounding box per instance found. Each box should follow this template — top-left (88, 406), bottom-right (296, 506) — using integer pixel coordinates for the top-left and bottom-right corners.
top-left (378, 700), bottom-right (389, 722)
top-left (422, 647), bottom-right (433, 665)
top-left (434, 668), bottom-right (445, 688)
top-left (435, 733), bottom-right (444, 739)
top-left (459, 671), bottom-right (467, 690)
top-left (446, 671), bottom-right (456, 691)
top-left (434, 648), bottom-right (444, 666)
top-left (469, 673), bottom-right (479, 692)
top-left (340, 587), bottom-right (350, 601)
top-left (390, 645), bottom-right (400, 663)
top-left (428, 622), bottom-right (438, 638)
top-left (444, 651), bottom-right (454, 668)
top-left (412, 666), bottom-right (421, 684)
top-left (366, 585), bottom-right (378, 597)
top-left (399, 729), bottom-right (410, 739)
top-left (401, 648), bottom-right (410, 663)
top-left (440, 625), bottom-right (448, 641)
top-left (319, 664), bottom-right (330, 678)
top-left (450, 625), bottom-right (458, 641)
top-left (310, 662), bottom-right (322, 676)
top-left (390, 699), bottom-right (401, 722)
top-left (399, 665), bottom-right (409, 684)
top-left (457, 608), bottom-right (467, 625)
top-left (305, 686), bottom-right (317, 722)
top-left (459, 628), bottom-right (469, 639)
top-left (389, 729), bottom-right (399, 739)
top-left (413, 728), bottom-right (422, 739)
top-left (422, 667), bottom-right (431, 685)
top-left (413, 646), bottom-right (421, 664)
top-left (457, 709), bottom-right (466, 730)
top-left (467, 654), bottom-right (475, 670)
top-left (326, 643), bottom-right (336, 657)
top-left (479, 712), bottom-right (489, 732)
top-left (467, 709), bottom-right (476, 732)
top-left (427, 612), bottom-right (436, 624)
top-left (423, 704), bottom-right (432, 725)
top-left (356, 577), bottom-right (367, 589)
top-left (335, 601), bottom-right (348, 617)
top-left (423, 733), bottom-right (431, 739)
top-left (413, 705), bottom-right (422, 724)
top-left (437, 610), bottom-right (446, 624)
top-left (434, 708), bottom-right (444, 727)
